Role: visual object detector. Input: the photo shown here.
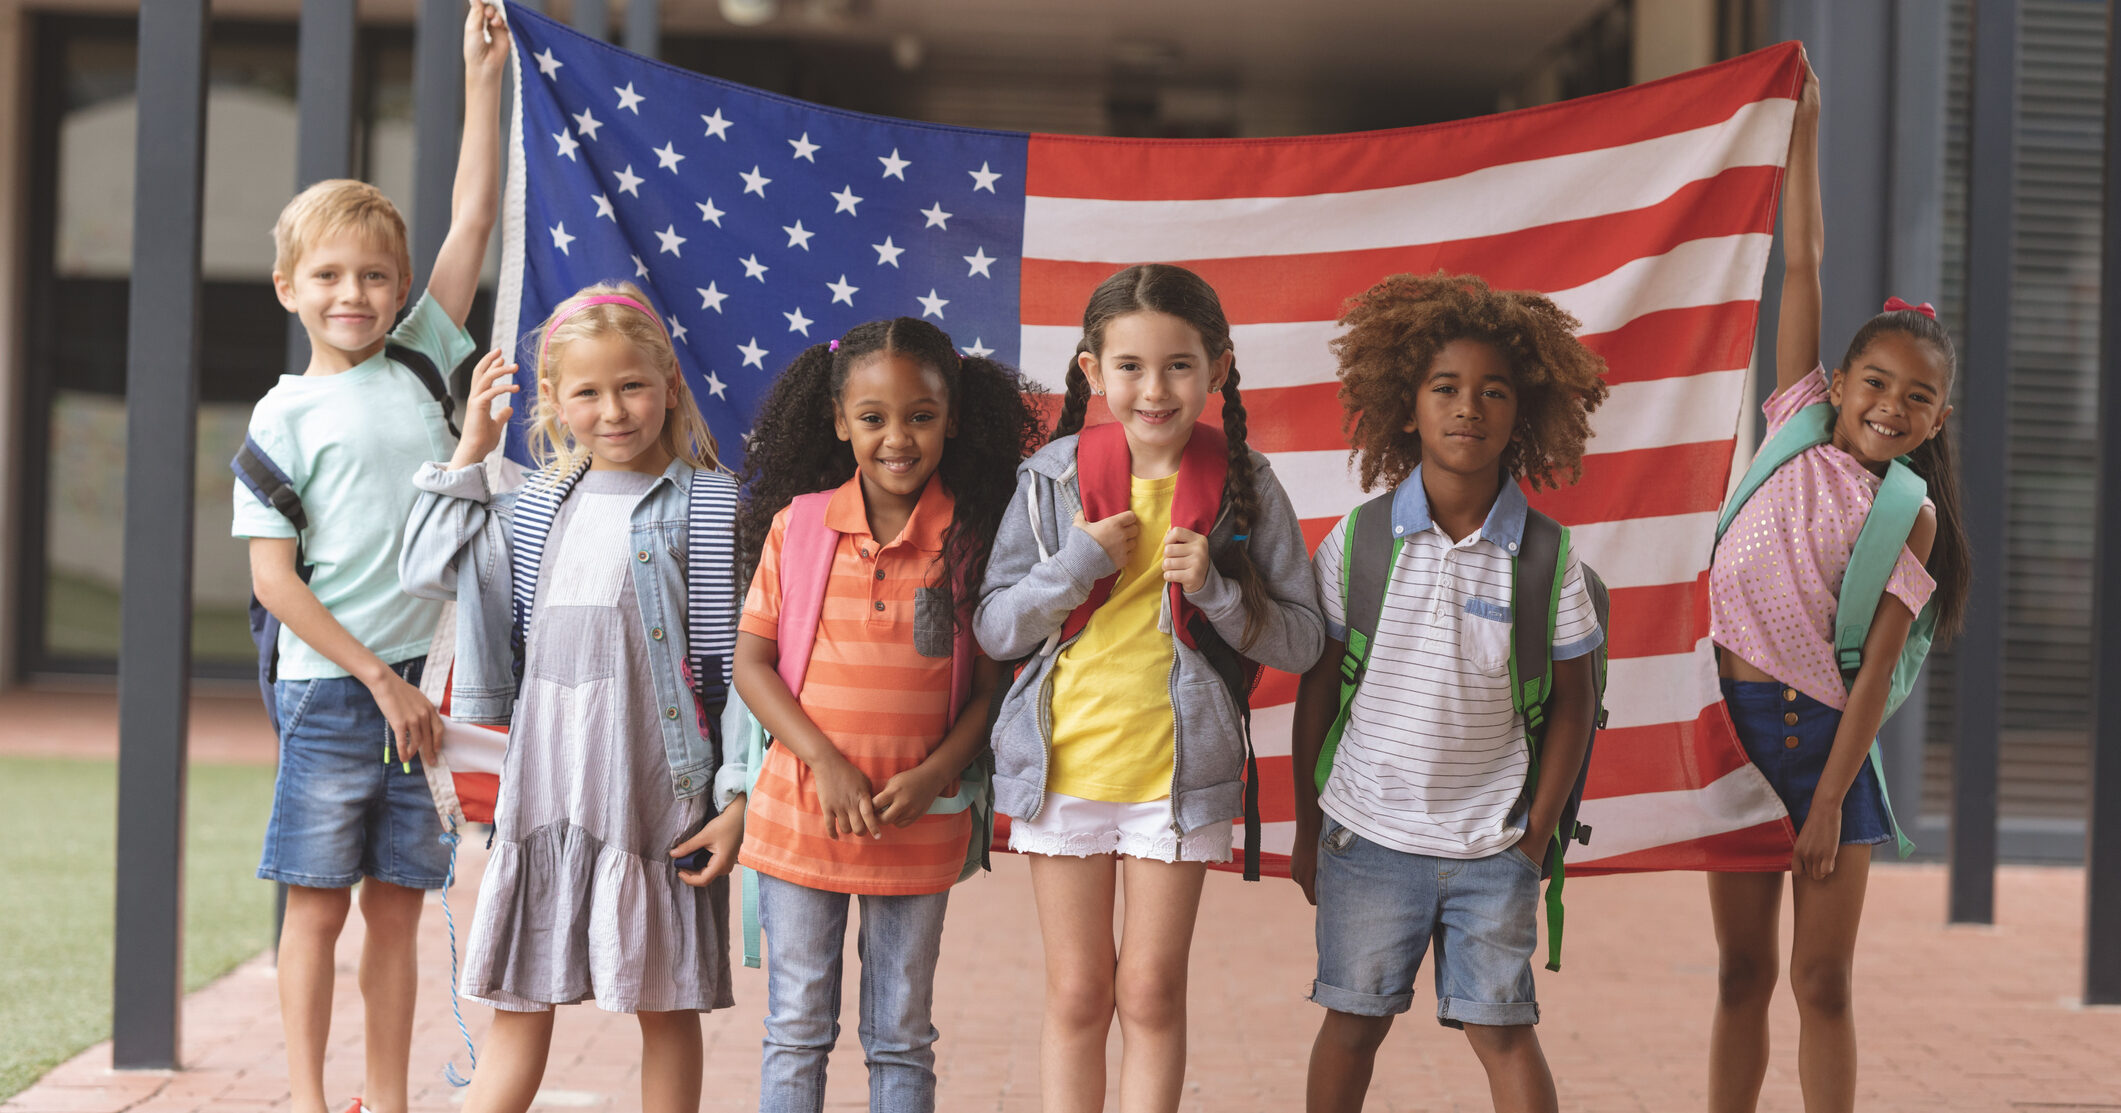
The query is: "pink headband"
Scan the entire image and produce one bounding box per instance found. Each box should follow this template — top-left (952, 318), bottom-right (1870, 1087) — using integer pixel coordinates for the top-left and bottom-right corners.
top-left (537, 294), bottom-right (667, 372)
top-left (1883, 296), bottom-right (1937, 320)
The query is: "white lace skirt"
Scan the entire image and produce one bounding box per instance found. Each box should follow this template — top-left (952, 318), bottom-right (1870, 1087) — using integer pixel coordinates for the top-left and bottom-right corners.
top-left (1007, 792), bottom-right (1231, 863)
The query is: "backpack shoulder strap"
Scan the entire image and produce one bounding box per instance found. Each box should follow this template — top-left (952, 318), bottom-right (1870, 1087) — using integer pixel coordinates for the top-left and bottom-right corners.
top-left (1511, 509), bottom-right (1565, 723)
top-left (1834, 459), bottom-right (1928, 677)
top-left (232, 434), bottom-right (309, 533)
top-left (384, 341), bottom-right (462, 438)
top-left (685, 468), bottom-right (741, 715)
top-left (1341, 491), bottom-right (1398, 650)
top-left (774, 490), bottom-right (840, 699)
top-left (1717, 402), bottom-right (1836, 539)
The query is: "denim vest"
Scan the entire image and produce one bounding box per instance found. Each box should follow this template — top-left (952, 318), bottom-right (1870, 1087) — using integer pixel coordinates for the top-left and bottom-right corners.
top-left (399, 456), bottom-right (736, 800)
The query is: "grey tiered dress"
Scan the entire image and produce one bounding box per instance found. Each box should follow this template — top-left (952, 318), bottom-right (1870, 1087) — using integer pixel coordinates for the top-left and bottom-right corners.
top-left (459, 469), bottom-right (734, 1013)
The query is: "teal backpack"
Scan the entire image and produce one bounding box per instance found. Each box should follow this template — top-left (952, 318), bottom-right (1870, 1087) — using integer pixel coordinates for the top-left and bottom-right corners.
top-left (1317, 493), bottom-right (1610, 971)
top-left (1714, 401), bottom-right (1934, 860)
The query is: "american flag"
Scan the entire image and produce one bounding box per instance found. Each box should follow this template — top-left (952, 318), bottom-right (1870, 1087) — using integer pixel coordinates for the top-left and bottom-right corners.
top-left (491, 2), bottom-right (1807, 875)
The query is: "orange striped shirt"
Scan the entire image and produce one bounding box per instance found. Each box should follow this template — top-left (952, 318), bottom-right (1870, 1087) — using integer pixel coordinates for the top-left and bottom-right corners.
top-left (737, 475), bottom-right (970, 895)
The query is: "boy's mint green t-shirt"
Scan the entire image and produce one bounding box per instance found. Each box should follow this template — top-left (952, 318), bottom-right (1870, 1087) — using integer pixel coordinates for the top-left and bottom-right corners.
top-left (231, 293), bottom-right (475, 680)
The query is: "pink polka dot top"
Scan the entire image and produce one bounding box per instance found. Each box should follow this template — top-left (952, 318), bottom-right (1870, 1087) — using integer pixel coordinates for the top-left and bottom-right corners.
top-left (1709, 366), bottom-right (1936, 710)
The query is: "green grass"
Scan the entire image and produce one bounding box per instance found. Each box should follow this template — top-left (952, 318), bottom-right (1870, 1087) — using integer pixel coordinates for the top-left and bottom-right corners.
top-left (0, 757), bottom-right (277, 1098)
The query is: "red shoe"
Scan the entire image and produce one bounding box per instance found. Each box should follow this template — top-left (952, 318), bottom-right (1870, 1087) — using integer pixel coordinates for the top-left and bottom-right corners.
top-left (339, 1100), bottom-right (365, 1113)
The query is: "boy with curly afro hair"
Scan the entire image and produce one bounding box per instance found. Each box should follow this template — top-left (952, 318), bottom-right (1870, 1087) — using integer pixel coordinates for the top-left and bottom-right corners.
top-left (1289, 272), bottom-right (1609, 1113)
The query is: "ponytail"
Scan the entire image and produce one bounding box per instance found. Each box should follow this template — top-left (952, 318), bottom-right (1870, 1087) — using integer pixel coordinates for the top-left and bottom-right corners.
top-left (1055, 359), bottom-right (1093, 440)
top-left (1215, 364), bottom-right (1274, 651)
top-left (1903, 423), bottom-right (1970, 642)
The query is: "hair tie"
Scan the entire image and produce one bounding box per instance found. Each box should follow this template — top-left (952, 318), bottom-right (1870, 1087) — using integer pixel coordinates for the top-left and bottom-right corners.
top-left (1231, 534), bottom-right (1249, 542)
top-left (537, 294), bottom-right (666, 373)
top-left (829, 339), bottom-right (840, 352)
top-left (1883, 296), bottom-right (1937, 320)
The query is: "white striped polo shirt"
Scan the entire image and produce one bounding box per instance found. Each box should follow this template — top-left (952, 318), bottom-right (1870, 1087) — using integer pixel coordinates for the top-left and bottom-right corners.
top-left (1312, 468), bottom-right (1603, 859)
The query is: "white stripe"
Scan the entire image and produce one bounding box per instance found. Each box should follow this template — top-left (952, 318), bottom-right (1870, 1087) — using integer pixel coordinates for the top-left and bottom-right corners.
top-left (1571, 763), bottom-right (1788, 865)
top-left (1021, 98), bottom-right (1793, 261)
top-left (1020, 235), bottom-right (1772, 391)
top-left (1585, 368), bottom-right (1746, 455)
top-left (1602, 637), bottom-right (1720, 731)
top-left (493, 43), bottom-right (530, 376)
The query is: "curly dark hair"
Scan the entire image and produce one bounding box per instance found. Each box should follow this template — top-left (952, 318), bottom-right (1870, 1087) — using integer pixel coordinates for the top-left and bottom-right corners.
top-left (735, 317), bottom-right (1045, 635)
top-left (1331, 271), bottom-right (1610, 493)
top-left (1052, 263), bottom-right (1273, 650)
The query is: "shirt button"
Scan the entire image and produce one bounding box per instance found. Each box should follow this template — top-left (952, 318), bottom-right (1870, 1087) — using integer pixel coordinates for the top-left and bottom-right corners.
top-left (1783, 735), bottom-right (1801, 750)
top-left (678, 775), bottom-right (693, 790)
top-left (665, 706), bottom-right (679, 720)
top-left (651, 626), bottom-right (665, 641)
top-left (874, 600), bottom-right (886, 612)
top-left (1783, 711), bottom-right (1798, 726)
top-left (1782, 688), bottom-right (1798, 703)
top-left (636, 550), bottom-right (651, 563)
top-left (875, 569), bottom-right (885, 581)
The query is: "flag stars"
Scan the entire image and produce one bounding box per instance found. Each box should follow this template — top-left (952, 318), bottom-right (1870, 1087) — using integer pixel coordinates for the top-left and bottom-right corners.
top-left (632, 253), bottom-right (650, 278)
top-left (572, 108), bottom-right (603, 140)
top-left (783, 221), bottom-right (815, 250)
top-left (741, 166), bottom-right (772, 197)
top-left (655, 225), bottom-right (687, 257)
top-left (702, 109), bottom-right (733, 140)
top-left (738, 338), bottom-right (769, 369)
top-left (916, 289), bottom-right (949, 319)
top-left (968, 161), bottom-right (1001, 192)
top-left (962, 338), bottom-right (994, 359)
top-left (878, 148), bottom-right (911, 180)
top-left (963, 247), bottom-right (996, 278)
top-left (831, 185), bottom-right (864, 215)
top-left (872, 236), bottom-right (905, 267)
top-left (533, 48), bottom-right (563, 79)
top-left (593, 193), bottom-right (616, 221)
top-left (705, 370), bottom-right (729, 399)
top-left (827, 275), bottom-right (859, 306)
top-left (698, 282), bottom-right (728, 312)
top-left (788, 133), bottom-right (820, 162)
top-left (615, 82), bottom-right (645, 113)
top-left (552, 130), bottom-right (579, 161)
top-left (921, 202), bottom-right (953, 230)
top-left (654, 141), bottom-right (685, 173)
top-left (549, 222), bottom-right (576, 255)
top-left (670, 319), bottom-right (689, 344)
top-left (784, 307), bottom-right (814, 336)
top-left (740, 254), bottom-right (770, 282)
top-left (613, 165), bottom-right (644, 197)
top-left (696, 198), bottom-right (725, 226)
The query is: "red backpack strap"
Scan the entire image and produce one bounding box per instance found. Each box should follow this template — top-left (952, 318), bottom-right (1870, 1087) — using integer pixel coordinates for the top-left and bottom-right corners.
top-left (774, 491), bottom-right (839, 698)
top-left (1058, 423), bottom-right (1131, 644)
top-left (1058, 422), bottom-right (1231, 649)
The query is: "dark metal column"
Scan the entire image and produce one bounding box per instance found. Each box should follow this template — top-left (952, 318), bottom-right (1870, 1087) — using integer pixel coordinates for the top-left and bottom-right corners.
top-left (1953, 0), bottom-right (2017, 925)
top-left (2085, 0), bottom-right (2121, 1007)
top-left (411, 0), bottom-right (464, 297)
top-left (624, 0), bottom-right (660, 58)
top-left (112, 0), bottom-right (208, 1069)
top-left (574, 0), bottom-right (610, 40)
top-left (284, 0), bottom-right (359, 440)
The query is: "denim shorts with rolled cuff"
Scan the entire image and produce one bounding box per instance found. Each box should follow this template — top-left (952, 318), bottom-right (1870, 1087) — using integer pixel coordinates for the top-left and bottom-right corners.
top-left (256, 657), bottom-right (452, 890)
top-left (1721, 678), bottom-right (1895, 847)
top-left (1309, 816), bottom-right (1541, 1028)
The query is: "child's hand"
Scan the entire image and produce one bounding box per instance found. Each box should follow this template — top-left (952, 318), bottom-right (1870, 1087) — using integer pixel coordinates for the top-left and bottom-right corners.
top-left (873, 762), bottom-right (955, 828)
top-left (1289, 834), bottom-right (1320, 906)
top-left (463, 1), bottom-right (509, 85)
top-left (448, 351), bottom-right (519, 469)
top-left (1792, 808), bottom-right (1842, 881)
top-left (1797, 49), bottom-right (1819, 117)
top-left (1074, 509), bottom-right (1140, 571)
top-left (1161, 527), bottom-right (1212, 594)
top-left (811, 754), bottom-right (882, 838)
top-left (672, 797), bottom-right (745, 886)
top-left (368, 669), bottom-right (442, 767)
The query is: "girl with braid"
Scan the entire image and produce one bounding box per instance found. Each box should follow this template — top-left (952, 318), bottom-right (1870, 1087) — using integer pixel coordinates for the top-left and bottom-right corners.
top-left (975, 263), bottom-right (1324, 1113)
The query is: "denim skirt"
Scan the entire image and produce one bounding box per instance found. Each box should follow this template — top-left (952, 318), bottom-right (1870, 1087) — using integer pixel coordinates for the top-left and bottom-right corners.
top-left (1721, 678), bottom-right (1894, 846)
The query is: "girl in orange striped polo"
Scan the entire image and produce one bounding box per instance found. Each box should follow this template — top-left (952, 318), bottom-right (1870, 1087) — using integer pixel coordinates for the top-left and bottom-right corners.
top-left (729, 317), bottom-right (1042, 1113)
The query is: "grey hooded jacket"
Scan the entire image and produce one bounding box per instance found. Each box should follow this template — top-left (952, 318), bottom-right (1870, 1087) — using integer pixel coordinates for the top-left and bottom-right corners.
top-left (973, 434), bottom-right (1325, 836)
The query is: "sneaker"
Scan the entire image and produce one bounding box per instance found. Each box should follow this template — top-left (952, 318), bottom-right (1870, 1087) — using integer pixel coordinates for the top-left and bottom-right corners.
top-left (339, 1100), bottom-right (365, 1113)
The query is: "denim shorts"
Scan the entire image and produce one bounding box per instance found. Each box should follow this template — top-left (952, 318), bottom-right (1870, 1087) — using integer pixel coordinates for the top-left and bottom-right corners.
top-left (1309, 816), bottom-right (1540, 1028)
top-left (256, 658), bottom-right (451, 890)
top-left (1721, 679), bottom-right (1894, 847)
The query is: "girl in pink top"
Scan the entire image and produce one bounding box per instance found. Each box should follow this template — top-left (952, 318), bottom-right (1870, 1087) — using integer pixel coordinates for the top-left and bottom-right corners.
top-left (1703, 63), bottom-right (1971, 1113)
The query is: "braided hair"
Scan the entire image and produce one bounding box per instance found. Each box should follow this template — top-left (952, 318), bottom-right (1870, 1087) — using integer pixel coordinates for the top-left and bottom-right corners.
top-left (1058, 263), bottom-right (1273, 650)
top-left (736, 317), bottom-right (1043, 635)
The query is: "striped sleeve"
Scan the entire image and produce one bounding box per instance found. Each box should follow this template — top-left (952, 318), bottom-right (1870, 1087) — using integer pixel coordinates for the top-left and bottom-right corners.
top-left (1552, 550), bottom-right (1604, 661)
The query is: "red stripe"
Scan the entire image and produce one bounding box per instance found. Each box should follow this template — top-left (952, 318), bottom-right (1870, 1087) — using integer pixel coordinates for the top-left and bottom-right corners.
top-left (1578, 302), bottom-right (1764, 386)
top-left (1582, 702), bottom-right (1750, 798)
top-left (1523, 440), bottom-right (1733, 525)
top-left (1602, 576), bottom-right (1711, 660)
top-left (1025, 43), bottom-right (1803, 200)
top-left (1568, 818), bottom-right (1794, 876)
top-left (1020, 167), bottom-right (1782, 328)
top-left (454, 772), bottom-right (500, 826)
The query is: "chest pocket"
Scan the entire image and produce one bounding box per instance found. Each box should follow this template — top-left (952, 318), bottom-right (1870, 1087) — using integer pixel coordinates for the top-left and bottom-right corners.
top-left (912, 586), bottom-right (954, 658)
top-left (1460, 596), bottom-right (1512, 675)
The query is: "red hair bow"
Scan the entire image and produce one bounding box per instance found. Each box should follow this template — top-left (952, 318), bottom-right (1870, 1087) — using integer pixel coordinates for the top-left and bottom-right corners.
top-left (1883, 296), bottom-right (1937, 319)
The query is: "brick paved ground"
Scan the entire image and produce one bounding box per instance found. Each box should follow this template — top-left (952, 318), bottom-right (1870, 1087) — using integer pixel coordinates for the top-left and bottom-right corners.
top-left (5, 688), bottom-right (2117, 1112)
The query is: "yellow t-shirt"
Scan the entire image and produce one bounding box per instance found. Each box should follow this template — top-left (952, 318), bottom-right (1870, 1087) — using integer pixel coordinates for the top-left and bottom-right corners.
top-left (1047, 473), bottom-right (1178, 802)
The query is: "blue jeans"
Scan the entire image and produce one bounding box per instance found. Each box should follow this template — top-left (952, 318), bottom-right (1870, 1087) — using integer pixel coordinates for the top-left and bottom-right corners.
top-left (1309, 816), bottom-right (1541, 1028)
top-left (756, 873), bottom-right (951, 1113)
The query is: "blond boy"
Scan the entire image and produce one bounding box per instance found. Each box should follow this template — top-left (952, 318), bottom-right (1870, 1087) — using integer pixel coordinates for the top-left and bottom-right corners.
top-left (231, 7), bottom-right (507, 1112)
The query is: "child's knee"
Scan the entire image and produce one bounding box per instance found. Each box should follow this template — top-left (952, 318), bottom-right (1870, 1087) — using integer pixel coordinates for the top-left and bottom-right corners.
top-left (358, 877), bottom-right (427, 922)
top-left (1317, 1010), bottom-right (1394, 1057)
top-left (1717, 949), bottom-right (1779, 1007)
top-left (1045, 973), bottom-right (1116, 1032)
top-left (1113, 965), bottom-right (1186, 1031)
top-left (282, 885), bottom-right (352, 935)
top-left (1789, 957), bottom-right (1853, 1019)
top-left (1462, 1020), bottom-right (1540, 1063)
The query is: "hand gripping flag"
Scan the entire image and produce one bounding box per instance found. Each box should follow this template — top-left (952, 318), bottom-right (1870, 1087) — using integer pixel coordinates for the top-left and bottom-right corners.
top-left (489, 0), bottom-right (1807, 875)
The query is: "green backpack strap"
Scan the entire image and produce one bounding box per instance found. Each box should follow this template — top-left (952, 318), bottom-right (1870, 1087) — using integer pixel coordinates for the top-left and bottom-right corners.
top-left (1509, 512), bottom-right (1572, 971)
top-left (1834, 458), bottom-right (1929, 860)
top-left (1716, 403), bottom-right (1837, 540)
top-left (1316, 491), bottom-right (1399, 792)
